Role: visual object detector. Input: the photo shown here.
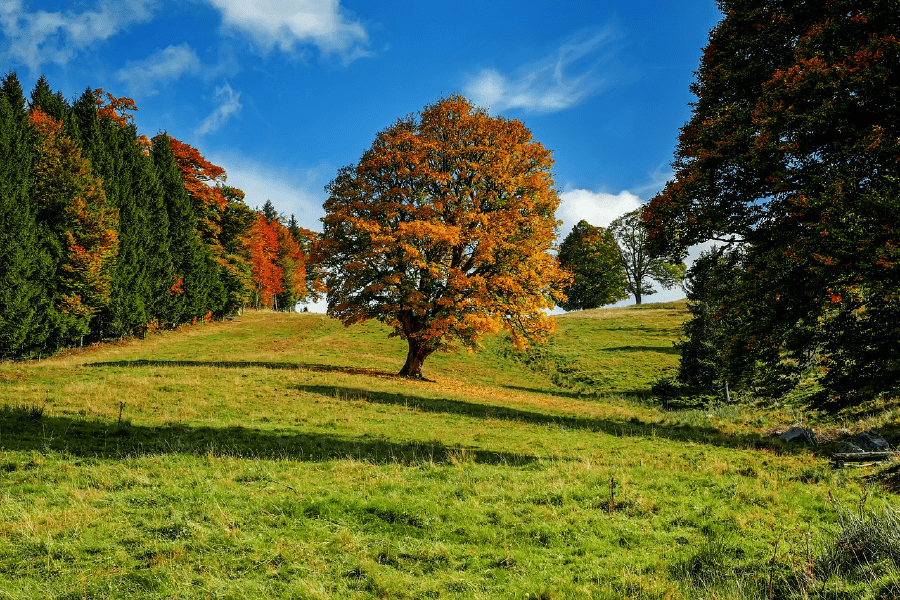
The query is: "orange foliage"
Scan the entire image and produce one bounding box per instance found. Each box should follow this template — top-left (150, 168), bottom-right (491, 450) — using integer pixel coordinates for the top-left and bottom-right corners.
top-left (163, 136), bottom-right (229, 246)
top-left (167, 137), bottom-right (227, 210)
top-left (274, 223), bottom-right (307, 304)
top-left (28, 108), bottom-right (119, 320)
top-left (319, 95), bottom-right (570, 377)
top-left (92, 88), bottom-right (138, 127)
top-left (246, 213), bottom-right (284, 309)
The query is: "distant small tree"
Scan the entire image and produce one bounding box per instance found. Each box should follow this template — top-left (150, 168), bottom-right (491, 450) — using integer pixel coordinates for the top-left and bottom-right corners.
top-left (261, 199), bottom-right (281, 224)
top-left (556, 220), bottom-right (628, 311)
top-left (319, 95), bottom-right (570, 378)
top-left (609, 209), bottom-right (685, 305)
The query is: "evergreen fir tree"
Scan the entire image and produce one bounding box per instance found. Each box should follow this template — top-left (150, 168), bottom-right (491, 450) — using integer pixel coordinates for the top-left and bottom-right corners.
top-left (261, 200), bottom-right (280, 224)
top-left (152, 134), bottom-right (208, 324)
top-left (136, 140), bottom-right (173, 327)
top-left (28, 75), bottom-right (68, 121)
top-left (0, 73), bottom-right (47, 358)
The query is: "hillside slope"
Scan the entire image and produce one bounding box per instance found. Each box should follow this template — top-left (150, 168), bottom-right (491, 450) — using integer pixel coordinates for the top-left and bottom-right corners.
top-left (0, 306), bottom-right (895, 599)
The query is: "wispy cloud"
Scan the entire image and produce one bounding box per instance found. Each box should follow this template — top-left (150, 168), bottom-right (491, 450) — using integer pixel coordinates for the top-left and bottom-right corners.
top-left (629, 164), bottom-right (674, 199)
top-left (116, 44), bottom-right (202, 96)
top-left (196, 82), bottom-right (243, 136)
top-left (203, 0), bottom-right (369, 63)
top-left (0, 0), bottom-right (157, 72)
top-left (465, 30), bottom-right (619, 114)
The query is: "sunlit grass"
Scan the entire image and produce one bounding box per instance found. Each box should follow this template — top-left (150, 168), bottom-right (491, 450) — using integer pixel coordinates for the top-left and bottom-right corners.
top-left (0, 306), bottom-right (895, 598)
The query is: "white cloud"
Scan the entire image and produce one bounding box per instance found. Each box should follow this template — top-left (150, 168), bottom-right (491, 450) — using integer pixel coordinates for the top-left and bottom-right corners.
top-left (196, 82), bottom-right (243, 136)
top-left (465, 30), bottom-right (617, 114)
top-left (557, 188), bottom-right (642, 237)
top-left (116, 44), bottom-right (201, 96)
top-left (203, 0), bottom-right (368, 63)
top-left (0, 0), bottom-right (157, 72)
top-left (210, 153), bottom-right (327, 233)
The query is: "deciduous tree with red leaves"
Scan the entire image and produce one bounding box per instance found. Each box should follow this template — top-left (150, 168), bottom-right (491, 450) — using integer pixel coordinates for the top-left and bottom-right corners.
top-left (246, 212), bottom-right (284, 310)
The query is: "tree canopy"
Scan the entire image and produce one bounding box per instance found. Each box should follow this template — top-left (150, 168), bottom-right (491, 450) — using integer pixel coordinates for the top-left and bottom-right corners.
top-left (319, 95), bottom-right (570, 378)
top-left (556, 220), bottom-right (628, 311)
top-left (645, 0), bottom-right (900, 403)
top-left (609, 209), bottom-right (684, 305)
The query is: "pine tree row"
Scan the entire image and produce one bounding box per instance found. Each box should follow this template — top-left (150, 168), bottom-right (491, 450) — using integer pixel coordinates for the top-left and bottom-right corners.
top-left (0, 72), bottom-right (315, 360)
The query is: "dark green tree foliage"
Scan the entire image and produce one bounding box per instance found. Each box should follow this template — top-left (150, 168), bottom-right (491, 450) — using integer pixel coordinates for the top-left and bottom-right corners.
top-left (556, 220), bottom-right (628, 311)
top-left (677, 247), bottom-right (734, 391)
top-left (0, 72), bottom-right (256, 357)
top-left (609, 209), bottom-right (685, 305)
top-left (106, 124), bottom-right (154, 336)
top-left (646, 0), bottom-right (900, 402)
top-left (0, 73), bottom-right (47, 357)
top-left (28, 75), bottom-right (67, 122)
top-left (72, 89), bottom-right (135, 338)
top-left (29, 98), bottom-right (119, 350)
top-left (152, 134), bottom-right (204, 323)
top-left (152, 134), bottom-right (228, 322)
top-left (140, 157), bottom-right (174, 325)
top-left (261, 199), bottom-right (280, 224)
top-left (218, 185), bottom-right (255, 316)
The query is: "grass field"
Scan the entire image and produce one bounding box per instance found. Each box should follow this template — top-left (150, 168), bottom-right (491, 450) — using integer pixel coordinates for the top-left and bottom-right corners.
top-left (0, 305), bottom-right (897, 599)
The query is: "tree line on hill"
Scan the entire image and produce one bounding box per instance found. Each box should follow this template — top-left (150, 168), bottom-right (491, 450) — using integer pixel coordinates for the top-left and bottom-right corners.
top-left (5, 0), bottom-right (895, 408)
top-left (0, 73), bottom-right (317, 360)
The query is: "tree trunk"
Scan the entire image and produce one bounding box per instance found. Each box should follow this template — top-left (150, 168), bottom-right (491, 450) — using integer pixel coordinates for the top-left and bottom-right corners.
top-left (398, 338), bottom-right (433, 379)
top-left (634, 291), bottom-right (642, 305)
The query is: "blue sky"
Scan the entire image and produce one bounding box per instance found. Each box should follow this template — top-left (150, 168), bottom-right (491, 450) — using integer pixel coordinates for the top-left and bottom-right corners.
top-left (2, 0), bottom-right (722, 305)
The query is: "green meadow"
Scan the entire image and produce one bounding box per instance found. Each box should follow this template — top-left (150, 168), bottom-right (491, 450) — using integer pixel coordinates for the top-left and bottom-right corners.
top-left (0, 306), bottom-right (897, 599)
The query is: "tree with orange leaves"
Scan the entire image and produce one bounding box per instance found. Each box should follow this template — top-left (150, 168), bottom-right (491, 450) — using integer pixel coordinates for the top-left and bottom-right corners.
top-left (319, 95), bottom-right (570, 378)
top-left (28, 107), bottom-right (118, 346)
top-left (246, 212), bottom-right (283, 309)
top-left (165, 136), bottom-right (228, 243)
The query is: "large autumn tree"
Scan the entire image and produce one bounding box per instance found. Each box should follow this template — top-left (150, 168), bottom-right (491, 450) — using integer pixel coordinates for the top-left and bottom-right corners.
top-left (319, 95), bottom-right (570, 378)
top-left (645, 0), bottom-right (900, 402)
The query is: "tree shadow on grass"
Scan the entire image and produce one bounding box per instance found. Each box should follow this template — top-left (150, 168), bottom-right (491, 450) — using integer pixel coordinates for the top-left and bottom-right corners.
top-left (293, 383), bottom-right (818, 456)
top-left (0, 406), bottom-right (536, 466)
top-left (87, 359), bottom-right (396, 377)
top-left (601, 345), bottom-right (680, 355)
top-left (81, 361), bottom-right (811, 458)
top-left (494, 383), bottom-right (597, 400)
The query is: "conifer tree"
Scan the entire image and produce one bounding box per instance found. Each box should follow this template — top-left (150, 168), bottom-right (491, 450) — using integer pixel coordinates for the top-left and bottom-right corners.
top-left (152, 134), bottom-right (206, 324)
top-left (28, 75), bottom-right (67, 122)
top-left (0, 73), bottom-right (46, 357)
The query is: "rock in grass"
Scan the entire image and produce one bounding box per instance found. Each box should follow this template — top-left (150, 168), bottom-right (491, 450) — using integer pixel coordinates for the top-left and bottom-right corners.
top-left (838, 431), bottom-right (892, 454)
top-left (779, 427), bottom-right (816, 445)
